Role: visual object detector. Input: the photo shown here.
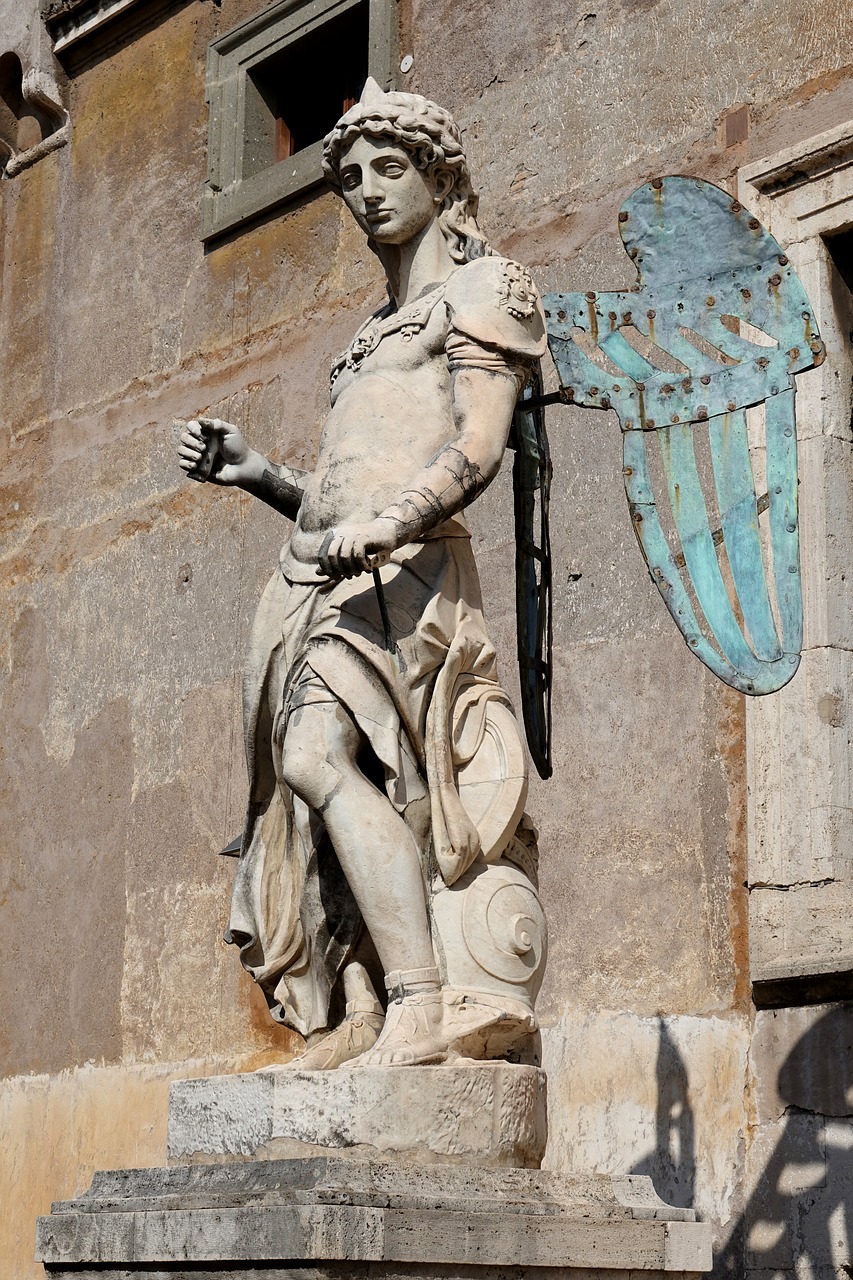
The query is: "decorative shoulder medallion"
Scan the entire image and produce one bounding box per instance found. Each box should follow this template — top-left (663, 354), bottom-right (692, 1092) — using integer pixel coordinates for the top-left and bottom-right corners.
top-left (498, 261), bottom-right (539, 321)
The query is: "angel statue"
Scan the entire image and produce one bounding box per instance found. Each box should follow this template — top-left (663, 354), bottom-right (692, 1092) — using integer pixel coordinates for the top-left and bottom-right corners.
top-left (177, 79), bottom-right (549, 1069)
top-left (178, 72), bottom-right (825, 1071)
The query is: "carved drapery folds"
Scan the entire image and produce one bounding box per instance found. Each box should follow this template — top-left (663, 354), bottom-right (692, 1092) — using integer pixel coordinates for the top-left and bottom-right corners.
top-left (0, 53), bottom-right (69, 178)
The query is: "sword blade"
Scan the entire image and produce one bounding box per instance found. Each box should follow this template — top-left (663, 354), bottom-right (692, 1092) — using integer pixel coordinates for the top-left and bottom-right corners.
top-left (373, 567), bottom-right (395, 654)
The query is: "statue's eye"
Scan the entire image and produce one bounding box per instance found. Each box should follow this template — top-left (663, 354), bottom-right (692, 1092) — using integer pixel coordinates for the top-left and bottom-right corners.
top-left (341, 172), bottom-right (360, 190)
top-left (380, 162), bottom-right (406, 177)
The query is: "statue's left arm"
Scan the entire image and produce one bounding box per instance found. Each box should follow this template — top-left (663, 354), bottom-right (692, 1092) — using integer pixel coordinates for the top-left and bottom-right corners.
top-left (321, 257), bottom-right (548, 578)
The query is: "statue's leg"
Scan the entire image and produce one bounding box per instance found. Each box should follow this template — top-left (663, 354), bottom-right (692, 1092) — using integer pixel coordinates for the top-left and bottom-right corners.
top-left (281, 959), bottom-right (385, 1070)
top-left (281, 699), bottom-right (457, 1066)
top-left (280, 698), bottom-right (435, 974)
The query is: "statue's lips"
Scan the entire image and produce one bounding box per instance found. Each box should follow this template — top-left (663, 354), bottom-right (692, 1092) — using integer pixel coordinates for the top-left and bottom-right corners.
top-left (365, 209), bottom-right (393, 227)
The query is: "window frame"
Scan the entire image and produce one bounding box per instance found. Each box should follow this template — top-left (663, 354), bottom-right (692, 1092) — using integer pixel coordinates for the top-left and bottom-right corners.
top-left (202, 0), bottom-right (396, 242)
top-left (739, 122), bottom-right (853, 1007)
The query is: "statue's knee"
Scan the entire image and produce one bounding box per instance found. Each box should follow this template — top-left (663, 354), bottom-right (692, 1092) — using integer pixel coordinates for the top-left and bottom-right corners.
top-left (280, 734), bottom-right (325, 805)
top-left (280, 704), bottom-right (355, 806)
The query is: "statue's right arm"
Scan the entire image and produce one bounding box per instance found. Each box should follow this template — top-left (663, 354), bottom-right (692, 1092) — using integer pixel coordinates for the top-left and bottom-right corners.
top-left (240, 460), bottom-right (306, 520)
top-left (176, 417), bottom-right (307, 522)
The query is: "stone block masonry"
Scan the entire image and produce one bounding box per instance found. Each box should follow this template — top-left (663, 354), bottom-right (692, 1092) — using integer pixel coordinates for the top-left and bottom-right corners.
top-left (36, 1154), bottom-right (713, 1277)
top-left (168, 1063), bottom-right (548, 1168)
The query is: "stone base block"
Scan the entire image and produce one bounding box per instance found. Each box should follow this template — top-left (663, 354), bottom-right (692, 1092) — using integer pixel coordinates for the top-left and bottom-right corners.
top-left (38, 1270), bottom-right (706, 1280)
top-left (168, 1063), bottom-right (547, 1168)
top-left (36, 1155), bottom-right (713, 1276)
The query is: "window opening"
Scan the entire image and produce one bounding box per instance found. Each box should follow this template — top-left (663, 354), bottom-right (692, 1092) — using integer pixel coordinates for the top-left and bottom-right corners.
top-left (203, 0), bottom-right (396, 240)
top-left (243, 2), bottom-right (368, 178)
top-left (824, 227), bottom-right (853, 295)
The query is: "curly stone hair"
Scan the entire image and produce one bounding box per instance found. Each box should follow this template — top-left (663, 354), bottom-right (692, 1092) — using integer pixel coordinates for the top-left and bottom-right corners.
top-left (322, 81), bottom-right (492, 264)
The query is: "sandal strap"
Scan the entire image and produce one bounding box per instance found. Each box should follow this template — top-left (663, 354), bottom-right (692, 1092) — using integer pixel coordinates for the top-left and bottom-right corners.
top-left (345, 998), bottom-right (384, 1018)
top-left (384, 966), bottom-right (441, 1004)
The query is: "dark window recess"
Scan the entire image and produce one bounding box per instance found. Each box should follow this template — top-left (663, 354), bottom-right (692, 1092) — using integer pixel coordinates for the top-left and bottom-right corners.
top-left (203, 0), bottom-right (396, 238)
top-left (753, 969), bottom-right (853, 1010)
top-left (824, 227), bottom-right (853, 295)
top-left (243, 2), bottom-right (368, 180)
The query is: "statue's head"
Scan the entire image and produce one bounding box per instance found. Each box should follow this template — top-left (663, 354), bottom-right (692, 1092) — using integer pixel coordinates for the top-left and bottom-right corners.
top-left (322, 79), bottom-right (489, 263)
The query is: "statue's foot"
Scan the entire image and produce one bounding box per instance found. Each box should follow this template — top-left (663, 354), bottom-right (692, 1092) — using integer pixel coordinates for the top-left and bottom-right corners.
top-left (274, 1001), bottom-right (384, 1071)
top-left (348, 991), bottom-right (446, 1067)
top-left (346, 988), bottom-right (540, 1068)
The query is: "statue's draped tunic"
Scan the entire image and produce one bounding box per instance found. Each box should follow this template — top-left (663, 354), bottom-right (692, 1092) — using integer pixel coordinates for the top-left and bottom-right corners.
top-left (226, 257), bottom-right (548, 1035)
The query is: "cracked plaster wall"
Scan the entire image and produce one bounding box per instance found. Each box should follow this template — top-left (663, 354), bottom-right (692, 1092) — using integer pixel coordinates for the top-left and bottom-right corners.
top-left (1, 0), bottom-right (852, 1276)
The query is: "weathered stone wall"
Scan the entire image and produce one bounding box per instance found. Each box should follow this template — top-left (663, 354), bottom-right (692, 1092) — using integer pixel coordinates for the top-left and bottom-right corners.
top-left (1, 0), bottom-right (851, 1276)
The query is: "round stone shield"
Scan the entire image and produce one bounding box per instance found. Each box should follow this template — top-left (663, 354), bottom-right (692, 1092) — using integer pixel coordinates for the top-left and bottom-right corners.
top-left (456, 701), bottom-right (528, 863)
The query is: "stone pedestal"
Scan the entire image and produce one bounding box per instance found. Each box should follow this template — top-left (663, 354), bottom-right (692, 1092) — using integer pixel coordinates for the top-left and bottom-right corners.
top-left (168, 1063), bottom-right (548, 1168)
top-left (36, 1154), bottom-right (713, 1278)
top-left (36, 1065), bottom-right (713, 1277)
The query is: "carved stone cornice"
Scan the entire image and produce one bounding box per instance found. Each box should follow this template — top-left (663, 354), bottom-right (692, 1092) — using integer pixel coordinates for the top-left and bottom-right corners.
top-left (741, 120), bottom-right (853, 198)
top-left (41, 0), bottom-right (149, 54)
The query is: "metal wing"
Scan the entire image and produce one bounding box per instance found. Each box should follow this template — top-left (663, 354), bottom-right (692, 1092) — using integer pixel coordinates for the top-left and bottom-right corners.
top-left (543, 176), bottom-right (825, 695)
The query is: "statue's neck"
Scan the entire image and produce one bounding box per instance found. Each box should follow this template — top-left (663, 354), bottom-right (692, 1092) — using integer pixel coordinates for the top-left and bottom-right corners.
top-left (376, 219), bottom-right (457, 309)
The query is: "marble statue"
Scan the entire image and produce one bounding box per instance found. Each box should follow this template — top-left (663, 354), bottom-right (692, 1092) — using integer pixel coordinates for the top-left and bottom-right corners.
top-left (177, 80), bottom-right (548, 1069)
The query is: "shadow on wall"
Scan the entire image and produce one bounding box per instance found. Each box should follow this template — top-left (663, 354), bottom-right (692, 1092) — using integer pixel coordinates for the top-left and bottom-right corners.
top-left (630, 1017), bottom-right (697, 1210)
top-left (719, 1005), bottom-right (853, 1278)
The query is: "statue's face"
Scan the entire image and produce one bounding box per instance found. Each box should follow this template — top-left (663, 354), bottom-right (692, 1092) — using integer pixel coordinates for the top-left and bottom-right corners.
top-left (338, 135), bottom-right (441, 245)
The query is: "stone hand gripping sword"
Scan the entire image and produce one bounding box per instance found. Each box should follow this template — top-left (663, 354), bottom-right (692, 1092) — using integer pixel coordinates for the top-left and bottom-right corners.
top-left (316, 528), bottom-right (396, 656)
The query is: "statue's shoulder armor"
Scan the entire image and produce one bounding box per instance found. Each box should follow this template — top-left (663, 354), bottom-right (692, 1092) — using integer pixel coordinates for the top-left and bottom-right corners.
top-left (444, 256), bottom-right (548, 359)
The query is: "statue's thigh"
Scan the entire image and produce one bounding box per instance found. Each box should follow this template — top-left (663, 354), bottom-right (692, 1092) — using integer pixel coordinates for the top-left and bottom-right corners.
top-left (280, 696), bottom-right (361, 806)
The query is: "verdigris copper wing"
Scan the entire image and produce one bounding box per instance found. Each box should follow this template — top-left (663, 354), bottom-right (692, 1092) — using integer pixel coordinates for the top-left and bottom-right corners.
top-left (543, 176), bottom-right (825, 695)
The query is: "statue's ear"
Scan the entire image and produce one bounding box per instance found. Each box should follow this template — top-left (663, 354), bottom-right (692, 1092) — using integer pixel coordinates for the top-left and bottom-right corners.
top-left (434, 171), bottom-right (454, 203)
